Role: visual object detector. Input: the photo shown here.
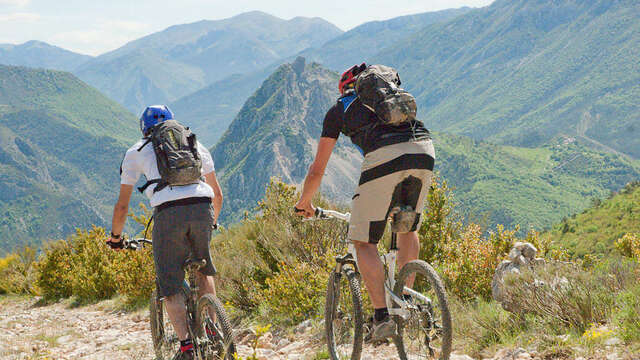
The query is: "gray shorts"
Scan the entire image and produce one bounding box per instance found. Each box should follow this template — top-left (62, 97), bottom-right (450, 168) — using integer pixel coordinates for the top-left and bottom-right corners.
top-left (152, 200), bottom-right (217, 297)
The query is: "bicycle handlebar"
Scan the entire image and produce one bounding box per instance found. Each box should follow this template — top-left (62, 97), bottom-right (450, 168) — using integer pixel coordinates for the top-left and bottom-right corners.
top-left (123, 238), bottom-right (152, 251)
top-left (314, 207), bottom-right (351, 222)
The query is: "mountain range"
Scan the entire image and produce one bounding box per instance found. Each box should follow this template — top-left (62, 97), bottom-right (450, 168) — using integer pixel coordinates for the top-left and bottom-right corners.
top-left (168, 8), bottom-right (471, 146)
top-left (0, 0), bottom-right (639, 251)
top-left (374, 0), bottom-right (640, 159)
top-left (211, 58), bottom-right (640, 229)
top-left (212, 58), bottom-right (361, 220)
top-left (74, 11), bottom-right (343, 113)
top-left (0, 65), bottom-right (137, 252)
top-left (0, 41), bottom-right (91, 72)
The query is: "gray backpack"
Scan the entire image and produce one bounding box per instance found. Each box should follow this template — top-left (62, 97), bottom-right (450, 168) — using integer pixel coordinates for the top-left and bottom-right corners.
top-left (137, 120), bottom-right (203, 194)
top-left (355, 65), bottom-right (417, 126)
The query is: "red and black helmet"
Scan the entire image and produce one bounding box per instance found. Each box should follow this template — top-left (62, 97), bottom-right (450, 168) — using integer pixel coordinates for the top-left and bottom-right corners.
top-left (339, 63), bottom-right (367, 94)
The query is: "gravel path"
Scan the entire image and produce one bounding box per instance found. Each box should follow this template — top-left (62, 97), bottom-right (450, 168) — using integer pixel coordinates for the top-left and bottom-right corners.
top-left (0, 296), bottom-right (402, 360)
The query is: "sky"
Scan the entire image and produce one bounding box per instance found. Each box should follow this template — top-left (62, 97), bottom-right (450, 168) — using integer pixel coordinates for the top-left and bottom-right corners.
top-left (1, 0), bottom-right (494, 56)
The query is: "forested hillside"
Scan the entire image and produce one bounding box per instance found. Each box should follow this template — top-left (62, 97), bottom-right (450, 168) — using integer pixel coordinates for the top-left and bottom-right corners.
top-left (546, 181), bottom-right (639, 257)
top-left (436, 134), bottom-right (640, 230)
top-left (376, 0), bottom-right (640, 159)
top-left (0, 65), bottom-right (137, 252)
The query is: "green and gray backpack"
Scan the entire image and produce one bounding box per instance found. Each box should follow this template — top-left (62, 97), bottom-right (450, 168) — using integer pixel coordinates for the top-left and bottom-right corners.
top-left (137, 119), bottom-right (203, 194)
top-left (355, 64), bottom-right (417, 126)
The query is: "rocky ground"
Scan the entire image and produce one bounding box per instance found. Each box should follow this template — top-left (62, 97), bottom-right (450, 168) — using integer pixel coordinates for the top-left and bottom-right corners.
top-left (0, 296), bottom-right (634, 360)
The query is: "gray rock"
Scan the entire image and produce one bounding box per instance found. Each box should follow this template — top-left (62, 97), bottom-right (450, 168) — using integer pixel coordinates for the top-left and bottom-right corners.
top-left (492, 242), bottom-right (542, 310)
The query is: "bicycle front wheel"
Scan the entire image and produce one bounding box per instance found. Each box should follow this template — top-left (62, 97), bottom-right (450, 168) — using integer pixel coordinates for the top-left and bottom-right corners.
top-left (197, 294), bottom-right (236, 360)
top-left (325, 268), bottom-right (364, 360)
top-left (392, 260), bottom-right (452, 360)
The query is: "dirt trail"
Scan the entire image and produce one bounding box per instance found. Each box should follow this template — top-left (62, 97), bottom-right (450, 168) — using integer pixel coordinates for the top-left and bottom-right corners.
top-left (0, 296), bottom-right (406, 360)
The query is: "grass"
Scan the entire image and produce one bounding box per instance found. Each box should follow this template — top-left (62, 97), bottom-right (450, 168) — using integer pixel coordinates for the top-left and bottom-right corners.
top-left (33, 332), bottom-right (60, 347)
top-left (452, 258), bottom-right (640, 358)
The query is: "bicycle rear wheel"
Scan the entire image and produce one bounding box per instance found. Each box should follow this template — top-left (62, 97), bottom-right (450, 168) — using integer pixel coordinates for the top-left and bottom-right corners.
top-left (325, 268), bottom-right (364, 360)
top-left (392, 260), bottom-right (452, 360)
top-left (149, 287), bottom-right (182, 360)
top-left (197, 294), bottom-right (236, 360)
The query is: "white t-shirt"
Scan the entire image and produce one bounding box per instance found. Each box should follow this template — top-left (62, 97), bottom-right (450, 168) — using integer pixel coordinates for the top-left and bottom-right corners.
top-left (120, 138), bottom-right (215, 207)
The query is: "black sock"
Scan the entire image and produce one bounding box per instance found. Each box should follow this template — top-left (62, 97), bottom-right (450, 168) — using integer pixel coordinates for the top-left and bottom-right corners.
top-left (180, 338), bottom-right (193, 352)
top-left (374, 307), bottom-right (389, 322)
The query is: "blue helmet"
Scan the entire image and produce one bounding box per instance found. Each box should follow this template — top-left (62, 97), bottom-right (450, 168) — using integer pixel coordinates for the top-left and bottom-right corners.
top-left (140, 105), bottom-right (174, 135)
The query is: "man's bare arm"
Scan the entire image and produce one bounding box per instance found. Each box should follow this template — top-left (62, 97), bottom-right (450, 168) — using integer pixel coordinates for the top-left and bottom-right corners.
top-left (295, 137), bottom-right (337, 217)
top-left (110, 184), bottom-right (134, 239)
top-left (205, 171), bottom-right (223, 224)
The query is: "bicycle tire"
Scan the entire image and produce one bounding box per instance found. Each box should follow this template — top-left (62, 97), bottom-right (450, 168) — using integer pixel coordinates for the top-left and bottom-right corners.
top-left (150, 284), bottom-right (189, 360)
top-left (325, 268), bottom-right (364, 360)
top-left (197, 294), bottom-right (236, 360)
top-left (392, 260), bottom-right (452, 360)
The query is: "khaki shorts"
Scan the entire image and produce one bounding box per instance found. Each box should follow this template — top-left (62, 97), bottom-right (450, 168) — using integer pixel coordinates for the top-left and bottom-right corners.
top-left (348, 140), bottom-right (435, 244)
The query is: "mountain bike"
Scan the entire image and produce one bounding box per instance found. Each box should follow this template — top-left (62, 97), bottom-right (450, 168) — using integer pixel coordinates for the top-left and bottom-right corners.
top-left (314, 208), bottom-right (452, 360)
top-left (123, 238), bottom-right (236, 360)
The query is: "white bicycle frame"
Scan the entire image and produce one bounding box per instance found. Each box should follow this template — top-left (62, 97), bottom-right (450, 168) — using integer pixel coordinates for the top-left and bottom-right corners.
top-left (315, 208), bottom-right (429, 320)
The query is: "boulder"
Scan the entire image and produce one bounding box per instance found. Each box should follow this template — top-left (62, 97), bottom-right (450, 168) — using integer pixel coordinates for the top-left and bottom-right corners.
top-left (492, 242), bottom-right (543, 309)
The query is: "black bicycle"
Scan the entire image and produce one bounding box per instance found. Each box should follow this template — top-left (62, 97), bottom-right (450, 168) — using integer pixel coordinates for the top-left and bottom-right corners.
top-left (124, 238), bottom-right (236, 360)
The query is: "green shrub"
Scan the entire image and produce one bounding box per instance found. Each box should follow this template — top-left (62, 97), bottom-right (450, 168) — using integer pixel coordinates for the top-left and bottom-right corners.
top-left (0, 246), bottom-right (38, 295)
top-left (211, 179), bottom-right (344, 323)
top-left (67, 227), bottom-right (120, 303)
top-left (614, 283), bottom-right (640, 343)
top-left (615, 233), bottom-right (640, 261)
top-left (419, 176), bottom-right (546, 301)
top-left (36, 240), bottom-right (73, 300)
top-left (258, 261), bottom-right (327, 325)
top-left (115, 244), bottom-right (155, 307)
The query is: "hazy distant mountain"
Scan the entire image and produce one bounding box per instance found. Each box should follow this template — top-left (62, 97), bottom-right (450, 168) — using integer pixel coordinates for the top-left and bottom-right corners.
top-left (374, 0), bottom-right (640, 159)
top-left (75, 11), bottom-right (343, 113)
top-left (171, 8), bottom-right (472, 145)
top-left (0, 65), bottom-right (137, 252)
top-left (0, 41), bottom-right (92, 72)
top-left (170, 66), bottom-right (278, 147)
top-left (299, 7), bottom-right (472, 71)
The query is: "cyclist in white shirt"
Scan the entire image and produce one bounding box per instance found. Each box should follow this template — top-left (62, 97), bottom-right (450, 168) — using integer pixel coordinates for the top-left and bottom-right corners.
top-left (107, 105), bottom-right (223, 360)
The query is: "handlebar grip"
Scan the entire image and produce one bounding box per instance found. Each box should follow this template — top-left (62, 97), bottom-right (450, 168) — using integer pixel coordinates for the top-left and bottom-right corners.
top-left (293, 206), bottom-right (305, 214)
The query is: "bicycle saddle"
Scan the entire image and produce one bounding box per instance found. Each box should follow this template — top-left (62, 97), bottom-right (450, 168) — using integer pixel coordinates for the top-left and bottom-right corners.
top-left (389, 206), bottom-right (419, 233)
top-left (183, 258), bottom-right (207, 270)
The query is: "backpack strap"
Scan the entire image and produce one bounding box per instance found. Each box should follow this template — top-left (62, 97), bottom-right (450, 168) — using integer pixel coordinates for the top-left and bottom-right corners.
top-left (137, 137), bottom-right (152, 152)
top-left (137, 179), bottom-right (161, 194)
top-left (338, 93), bottom-right (358, 113)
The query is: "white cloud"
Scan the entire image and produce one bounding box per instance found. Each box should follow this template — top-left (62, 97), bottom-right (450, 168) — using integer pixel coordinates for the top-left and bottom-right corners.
top-left (0, 0), bottom-right (30, 7)
top-left (0, 12), bottom-right (39, 22)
